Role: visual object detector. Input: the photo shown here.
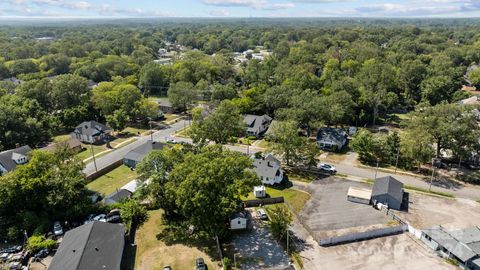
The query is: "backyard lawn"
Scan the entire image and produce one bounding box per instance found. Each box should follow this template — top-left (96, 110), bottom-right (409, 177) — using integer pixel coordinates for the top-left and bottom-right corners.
top-left (86, 165), bottom-right (137, 195)
top-left (134, 209), bottom-right (217, 270)
top-left (244, 187), bottom-right (310, 213)
top-left (76, 144), bottom-right (108, 161)
top-left (52, 134), bottom-right (70, 143)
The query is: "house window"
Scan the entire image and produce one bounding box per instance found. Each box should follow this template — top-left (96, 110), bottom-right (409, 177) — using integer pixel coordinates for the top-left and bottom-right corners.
top-left (238, 220), bottom-right (241, 224)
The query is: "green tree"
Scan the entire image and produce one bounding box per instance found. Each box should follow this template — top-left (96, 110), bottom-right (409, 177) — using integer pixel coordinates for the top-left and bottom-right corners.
top-left (267, 121), bottom-right (304, 165)
top-left (138, 62), bottom-right (169, 96)
top-left (350, 130), bottom-right (387, 165)
top-left (268, 205), bottom-right (293, 243)
top-left (190, 100), bottom-right (244, 144)
top-left (167, 81), bottom-right (197, 111)
top-left (164, 145), bottom-right (259, 237)
top-left (211, 83), bottom-right (237, 102)
top-left (106, 109), bottom-right (129, 133)
top-left (120, 199), bottom-right (149, 232)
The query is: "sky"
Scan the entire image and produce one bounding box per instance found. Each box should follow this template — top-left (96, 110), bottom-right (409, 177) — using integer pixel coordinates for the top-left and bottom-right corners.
top-left (0, 0), bottom-right (479, 18)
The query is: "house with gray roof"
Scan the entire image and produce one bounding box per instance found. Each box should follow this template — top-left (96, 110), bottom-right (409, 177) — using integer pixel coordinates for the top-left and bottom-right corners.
top-left (71, 120), bottom-right (112, 144)
top-left (371, 176), bottom-right (404, 210)
top-left (421, 226), bottom-right (480, 270)
top-left (49, 221), bottom-right (125, 270)
top-left (316, 127), bottom-right (348, 152)
top-left (123, 140), bottom-right (166, 168)
top-left (252, 154), bottom-right (284, 185)
top-left (103, 189), bottom-right (133, 205)
top-left (244, 114), bottom-right (272, 137)
top-left (0, 145), bottom-right (32, 175)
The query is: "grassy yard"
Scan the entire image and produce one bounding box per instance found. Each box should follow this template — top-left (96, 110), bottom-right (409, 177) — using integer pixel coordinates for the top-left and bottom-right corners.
top-left (322, 152), bottom-right (347, 163)
top-left (76, 144), bottom-right (109, 161)
top-left (287, 170), bottom-right (317, 183)
top-left (244, 187), bottom-right (311, 213)
top-left (86, 165), bottom-right (137, 195)
top-left (52, 134), bottom-right (70, 143)
top-left (110, 137), bottom-right (138, 148)
top-left (134, 209), bottom-right (217, 270)
top-left (121, 126), bottom-right (150, 136)
top-left (255, 139), bottom-right (271, 149)
top-left (175, 126), bottom-right (191, 138)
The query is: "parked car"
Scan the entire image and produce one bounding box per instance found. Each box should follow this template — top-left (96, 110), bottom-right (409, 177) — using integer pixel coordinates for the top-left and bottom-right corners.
top-left (165, 137), bottom-right (176, 143)
top-left (0, 252), bottom-right (10, 261)
top-left (33, 249), bottom-right (49, 259)
top-left (106, 215), bottom-right (121, 223)
top-left (107, 209), bottom-right (121, 218)
top-left (318, 163), bottom-right (336, 173)
top-left (1, 246), bottom-right (22, 254)
top-left (93, 214), bottom-right (107, 222)
top-left (257, 208), bottom-right (268, 220)
top-left (163, 266), bottom-right (172, 270)
top-left (84, 214), bottom-right (95, 224)
top-left (8, 261), bottom-right (22, 270)
top-left (195, 257), bottom-right (206, 270)
top-left (53, 221), bottom-right (63, 236)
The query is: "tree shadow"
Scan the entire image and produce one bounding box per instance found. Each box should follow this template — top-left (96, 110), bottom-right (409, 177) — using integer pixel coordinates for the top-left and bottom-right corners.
top-left (121, 243), bottom-right (137, 270)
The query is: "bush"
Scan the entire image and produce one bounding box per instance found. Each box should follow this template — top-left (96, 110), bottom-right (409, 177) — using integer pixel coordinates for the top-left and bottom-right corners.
top-left (247, 136), bottom-right (257, 140)
top-left (223, 257), bottom-right (232, 270)
top-left (27, 235), bottom-right (57, 252)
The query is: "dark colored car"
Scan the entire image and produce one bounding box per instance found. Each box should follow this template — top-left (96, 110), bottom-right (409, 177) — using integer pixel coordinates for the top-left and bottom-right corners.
top-left (195, 257), bottom-right (206, 270)
top-left (106, 215), bottom-right (121, 223)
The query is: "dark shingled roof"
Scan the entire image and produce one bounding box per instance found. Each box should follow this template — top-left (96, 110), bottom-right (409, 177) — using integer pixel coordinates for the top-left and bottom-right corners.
top-left (372, 176), bottom-right (404, 202)
top-left (72, 121), bottom-right (111, 137)
top-left (316, 127), bottom-right (347, 145)
top-left (104, 189), bottom-right (133, 205)
top-left (0, 145), bottom-right (32, 173)
top-left (124, 141), bottom-right (166, 163)
top-left (244, 114), bottom-right (272, 134)
top-left (49, 221), bottom-right (125, 270)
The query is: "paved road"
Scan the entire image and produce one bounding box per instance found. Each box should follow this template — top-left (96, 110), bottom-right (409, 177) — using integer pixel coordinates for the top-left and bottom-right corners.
top-left (83, 120), bottom-right (188, 176)
top-left (333, 163), bottom-right (480, 201)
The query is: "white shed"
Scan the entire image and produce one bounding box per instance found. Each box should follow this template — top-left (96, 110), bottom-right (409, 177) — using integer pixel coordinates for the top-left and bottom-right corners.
top-left (230, 212), bottom-right (248, 230)
top-left (347, 186), bottom-right (372, 205)
top-left (254, 186), bottom-right (266, 198)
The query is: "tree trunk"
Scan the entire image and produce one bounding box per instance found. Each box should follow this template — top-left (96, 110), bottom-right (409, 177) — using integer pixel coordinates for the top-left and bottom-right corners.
top-left (436, 138), bottom-right (441, 158)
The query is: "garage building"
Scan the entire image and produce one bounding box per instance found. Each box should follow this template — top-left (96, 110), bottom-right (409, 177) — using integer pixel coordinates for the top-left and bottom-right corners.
top-left (371, 176), bottom-right (404, 210)
top-left (347, 186), bottom-right (372, 205)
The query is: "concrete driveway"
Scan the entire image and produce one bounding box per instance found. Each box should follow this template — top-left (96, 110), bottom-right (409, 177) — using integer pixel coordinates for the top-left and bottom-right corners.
top-left (232, 211), bottom-right (290, 270)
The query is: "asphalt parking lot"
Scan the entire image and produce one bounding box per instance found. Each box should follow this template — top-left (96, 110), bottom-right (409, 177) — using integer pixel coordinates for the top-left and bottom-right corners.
top-left (231, 209), bottom-right (290, 270)
top-left (297, 178), bottom-right (387, 236)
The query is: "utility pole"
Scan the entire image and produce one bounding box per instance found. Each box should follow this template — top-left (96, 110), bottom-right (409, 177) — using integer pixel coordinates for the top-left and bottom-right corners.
top-left (429, 158), bottom-right (435, 192)
top-left (286, 228), bottom-right (289, 255)
top-left (374, 158), bottom-right (379, 180)
top-left (90, 143), bottom-right (98, 172)
top-left (215, 234), bottom-right (223, 269)
top-left (394, 146), bottom-right (400, 173)
top-left (233, 254), bottom-right (237, 269)
top-left (149, 119), bottom-right (153, 142)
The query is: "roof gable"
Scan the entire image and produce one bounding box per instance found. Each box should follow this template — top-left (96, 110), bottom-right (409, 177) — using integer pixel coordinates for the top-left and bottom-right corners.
top-left (372, 176), bottom-right (404, 202)
top-left (73, 121), bottom-right (111, 137)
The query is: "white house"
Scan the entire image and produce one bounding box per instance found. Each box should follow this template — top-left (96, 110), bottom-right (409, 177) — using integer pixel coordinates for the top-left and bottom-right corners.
top-left (244, 114), bottom-right (272, 137)
top-left (71, 121), bottom-right (112, 144)
top-left (230, 212), bottom-right (248, 230)
top-left (253, 186), bottom-right (266, 198)
top-left (252, 154), bottom-right (284, 185)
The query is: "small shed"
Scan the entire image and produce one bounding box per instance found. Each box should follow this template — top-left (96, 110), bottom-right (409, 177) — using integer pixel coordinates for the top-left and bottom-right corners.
top-left (371, 176), bottom-right (404, 210)
top-left (347, 186), bottom-right (372, 205)
top-left (253, 186), bottom-right (266, 198)
top-left (230, 212), bottom-right (248, 230)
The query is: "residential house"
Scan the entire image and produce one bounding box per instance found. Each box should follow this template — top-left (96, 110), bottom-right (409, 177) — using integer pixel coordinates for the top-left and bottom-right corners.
top-left (253, 185), bottom-right (266, 198)
top-left (316, 127), bottom-right (348, 151)
top-left (421, 226), bottom-right (480, 270)
top-left (230, 212), bottom-right (248, 230)
top-left (158, 99), bottom-right (175, 114)
top-left (252, 154), bottom-right (284, 185)
top-left (244, 114), bottom-right (272, 137)
top-left (49, 221), bottom-right (125, 270)
top-left (103, 189), bottom-right (132, 205)
top-left (0, 145), bottom-right (32, 175)
top-left (458, 96), bottom-right (480, 106)
top-left (123, 140), bottom-right (166, 168)
top-left (43, 138), bottom-right (83, 153)
top-left (71, 121), bottom-right (112, 144)
top-left (2, 77), bottom-right (22, 85)
top-left (371, 176), bottom-right (404, 210)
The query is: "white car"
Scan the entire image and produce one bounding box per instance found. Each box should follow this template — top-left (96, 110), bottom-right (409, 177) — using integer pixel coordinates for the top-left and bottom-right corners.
top-left (318, 163), bottom-right (336, 173)
top-left (93, 214), bottom-right (107, 222)
top-left (165, 137), bottom-right (176, 143)
top-left (53, 221), bottom-right (63, 236)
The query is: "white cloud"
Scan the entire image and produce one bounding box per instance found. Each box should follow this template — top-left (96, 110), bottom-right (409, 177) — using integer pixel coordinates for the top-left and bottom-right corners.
top-left (207, 9), bottom-right (230, 16)
top-left (202, 0), bottom-right (264, 7)
top-left (260, 3), bottom-right (295, 10)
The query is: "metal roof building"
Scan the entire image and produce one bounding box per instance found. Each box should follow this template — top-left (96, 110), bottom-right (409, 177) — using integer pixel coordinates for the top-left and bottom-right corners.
top-left (49, 221), bottom-right (125, 270)
top-left (371, 176), bottom-right (404, 210)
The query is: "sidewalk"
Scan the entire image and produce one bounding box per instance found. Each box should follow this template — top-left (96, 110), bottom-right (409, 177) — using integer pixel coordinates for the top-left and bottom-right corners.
top-left (82, 137), bottom-right (137, 163)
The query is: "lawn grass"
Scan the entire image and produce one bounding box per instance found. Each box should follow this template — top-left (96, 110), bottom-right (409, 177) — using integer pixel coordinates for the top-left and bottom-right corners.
top-left (109, 137), bottom-right (137, 148)
top-left (86, 165), bottom-right (137, 195)
top-left (243, 187), bottom-right (310, 213)
top-left (322, 152), bottom-right (347, 163)
top-left (404, 185), bottom-right (455, 198)
top-left (122, 126), bottom-right (150, 136)
top-left (76, 144), bottom-right (108, 161)
top-left (175, 126), bottom-right (191, 138)
top-left (287, 170), bottom-right (317, 183)
top-left (52, 134), bottom-right (70, 143)
top-left (255, 139), bottom-right (270, 149)
top-left (134, 209), bottom-right (217, 270)
top-left (163, 113), bottom-right (181, 122)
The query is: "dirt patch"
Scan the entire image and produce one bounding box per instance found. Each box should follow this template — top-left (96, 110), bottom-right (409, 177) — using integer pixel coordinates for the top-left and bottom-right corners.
top-left (392, 193), bottom-right (480, 230)
top-left (301, 234), bottom-right (455, 270)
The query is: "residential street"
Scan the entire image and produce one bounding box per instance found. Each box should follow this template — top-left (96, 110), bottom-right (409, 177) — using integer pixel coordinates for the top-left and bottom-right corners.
top-left (82, 120), bottom-right (188, 177)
